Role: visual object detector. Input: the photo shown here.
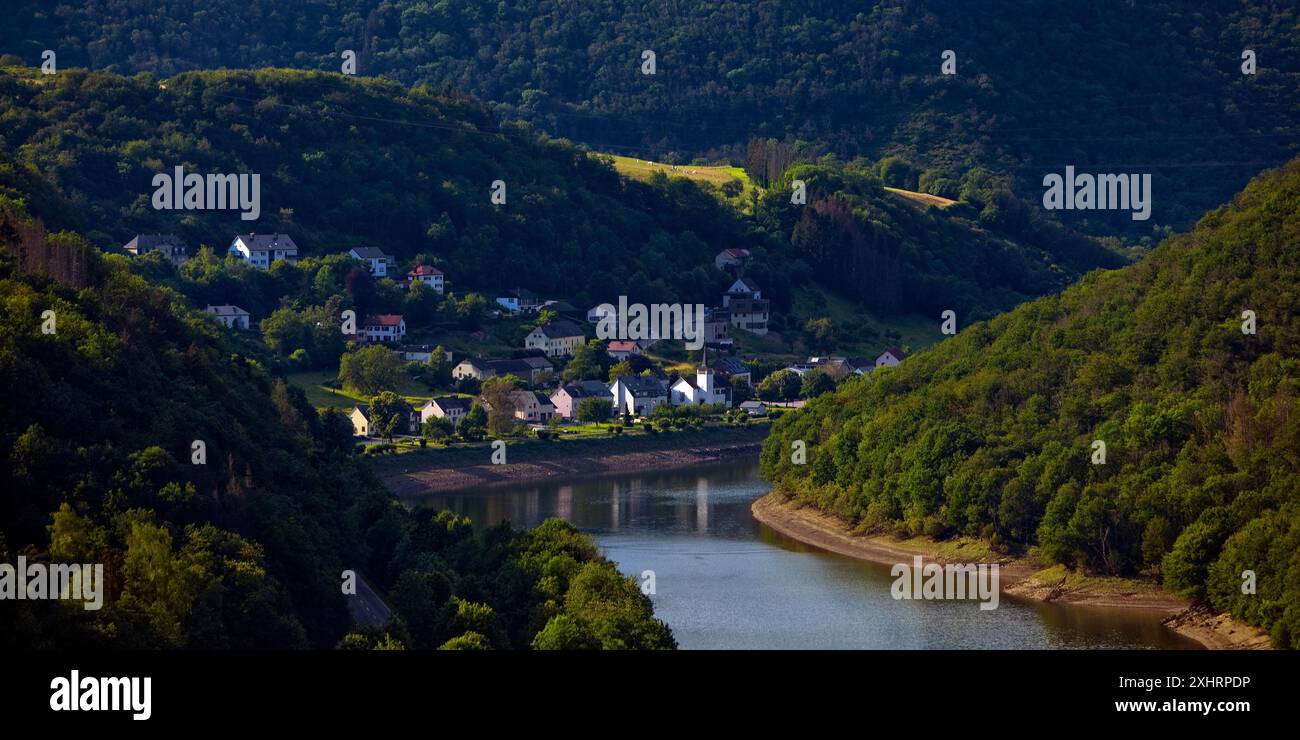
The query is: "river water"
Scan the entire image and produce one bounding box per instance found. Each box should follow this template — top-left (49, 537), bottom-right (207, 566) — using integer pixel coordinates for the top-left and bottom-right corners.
top-left (403, 459), bottom-right (1199, 649)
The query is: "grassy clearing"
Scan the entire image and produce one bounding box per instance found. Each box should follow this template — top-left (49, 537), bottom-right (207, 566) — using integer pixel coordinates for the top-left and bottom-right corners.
top-left (287, 369), bottom-right (439, 410)
top-left (600, 153), bottom-right (755, 207)
top-left (884, 186), bottom-right (957, 208)
top-left (1025, 563), bottom-right (1165, 595)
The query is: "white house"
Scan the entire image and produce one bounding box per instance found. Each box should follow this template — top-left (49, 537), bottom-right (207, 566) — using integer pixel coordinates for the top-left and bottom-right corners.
top-left (205, 304), bottom-right (250, 330)
top-left (228, 233), bottom-right (299, 269)
top-left (875, 346), bottom-right (908, 368)
top-left (452, 357), bottom-right (491, 381)
top-left (351, 403), bottom-right (419, 437)
top-left (512, 390), bottom-right (556, 424)
top-left (610, 375), bottom-right (668, 418)
top-left (349, 247), bottom-right (394, 278)
top-left (722, 277), bottom-right (770, 335)
top-left (398, 344), bottom-right (451, 363)
top-left (496, 288), bottom-right (540, 314)
top-left (124, 234), bottom-right (189, 267)
top-left (406, 264), bottom-right (445, 294)
top-left (723, 277), bottom-right (762, 304)
top-left (524, 320), bottom-right (585, 358)
top-left (670, 363), bottom-right (730, 407)
top-left (714, 248), bottom-right (752, 272)
top-left (420, 396), bottom-right (473, 426)
top-left (587, 303), bottom-right (616, 324)
top-left (362, 314), bottom-right (406, 343)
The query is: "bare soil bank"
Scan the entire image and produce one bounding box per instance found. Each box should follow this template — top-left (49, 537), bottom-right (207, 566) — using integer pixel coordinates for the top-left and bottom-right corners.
top-left (378, 426), bottom-right (768, 497)
top-left (752, 492), bottom-right (1272, 650)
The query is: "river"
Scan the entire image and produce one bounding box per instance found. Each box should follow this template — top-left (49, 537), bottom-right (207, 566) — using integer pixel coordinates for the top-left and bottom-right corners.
top-left (402, 458), bottom-right (1199, 649)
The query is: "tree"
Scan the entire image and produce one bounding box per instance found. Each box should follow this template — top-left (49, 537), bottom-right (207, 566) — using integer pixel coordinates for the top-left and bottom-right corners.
top-left (757, 370), bottom-right (800, 401)
top-left (422, 416), bottom-right (455, 442)
top-left (481, 375), bottom-right (525, 436)
top-left (344, 266), bottom-right (374, 316)
top-left (607, 360), bottom-right (634, 383)
top-left (565, 339), bottom-right (608, 382)
top-left (369, 391), bottom-right (410, 442)
top-left (260, 305), bottom-right (311, 355)
top-left (338, 345), bottom-right (404, 395)
top-left (576, 397), bottom-right (612, 424)
top-left (457, 404), bottom-right (488, 441)
top-left (424, 345), bottom-right (452, 388)
top-left (800, 369), bottom-right (836, 399)
top-left (729, 377), bottom-right (752, 405)
top-left (404, 280), bottom-right (439, 326)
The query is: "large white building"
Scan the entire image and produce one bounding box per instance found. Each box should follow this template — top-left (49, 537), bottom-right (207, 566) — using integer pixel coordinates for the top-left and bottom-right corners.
top-left (524, 320), bottom-right (585, 358)
top-left (228, 233), bottom-right (299, 269)
top-left (349, 247), bottom-right (394, 278)
top-left (670, 353), bottom-right (730, 407)
top-left (610, 375), bottom-right (668, 417)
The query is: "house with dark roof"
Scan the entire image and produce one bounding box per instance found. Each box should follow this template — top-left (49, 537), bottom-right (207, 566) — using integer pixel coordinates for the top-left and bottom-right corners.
top-left (722, 278), bottom-right (770, 335)
top-left (524, 319), bottom-right (585, 357)
top-left (485, 357), bottom-right (553, 384)
top-left (610, 375), bottom-right (668, 417)
top-left (514, 391), bottom-right (556, 423)
top-left (550, 380), bottom-right (614, 419)
top-left (350, 403), bottom-right (419, 438)
top-left (710, 356), bottom-right (751, 386)
top-left (124, 234), bottom-right (189, 267)
top-left (228, 233), bottom-right (299, 269)
top-left (420, 396), bottom-right (473, 426)
top-left (671, 364), bottom-right (730, 407)
top-left (452, 357), bottom-right (492, 381)
top-left (496, 287), bottom-right (540, 314)
top-left (348, 247), bottom-right (395, 278)
top-left (724, 277), bottom-right (762, 301)
top-left (875, 346), bottom-right (908, 368)
top-left (204, 304), bottom-right (251, 330)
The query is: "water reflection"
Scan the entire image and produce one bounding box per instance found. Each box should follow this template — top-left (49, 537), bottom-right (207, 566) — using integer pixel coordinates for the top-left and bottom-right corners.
top-left (404, 460), bottom-right (1200, 650)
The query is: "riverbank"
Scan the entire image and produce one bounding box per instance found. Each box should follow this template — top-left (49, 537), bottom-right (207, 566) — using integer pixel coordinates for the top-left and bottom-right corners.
top-left (378, 425), bottom-right (769, 497)
top-left (752, 492), bottom-right (1272, 650)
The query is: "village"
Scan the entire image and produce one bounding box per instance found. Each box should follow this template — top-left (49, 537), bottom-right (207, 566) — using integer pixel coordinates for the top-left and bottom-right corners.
top-left (123, 232), bottom-right (911, 448)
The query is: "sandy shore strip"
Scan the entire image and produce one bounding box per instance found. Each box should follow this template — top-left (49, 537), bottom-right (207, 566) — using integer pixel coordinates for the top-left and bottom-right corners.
top-left (379, 428), bottom-right (767, 497)
top-left (752, 491), bottom-right (1271, 650)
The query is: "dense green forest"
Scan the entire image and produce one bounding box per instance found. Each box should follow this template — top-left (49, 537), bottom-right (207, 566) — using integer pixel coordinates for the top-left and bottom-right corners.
top-left (3, 0), bottom-right (1297, 238)
top-left (0, 66), bottom-right (1123, 325)
top-left (761, 158), bottom-right (1300, 647)
top-left (0, 196), bottom-right (674, 649)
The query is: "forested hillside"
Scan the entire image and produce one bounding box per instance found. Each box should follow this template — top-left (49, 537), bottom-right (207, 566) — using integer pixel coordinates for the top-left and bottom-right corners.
top-left (4, 0), bottom-right (1298, 237)
top-left (0, 197), bottom-right (674, 650)
top-left (761, 158), bottom-right (1300, 647)
top-left (0, 66), bottom-right (1123, 322)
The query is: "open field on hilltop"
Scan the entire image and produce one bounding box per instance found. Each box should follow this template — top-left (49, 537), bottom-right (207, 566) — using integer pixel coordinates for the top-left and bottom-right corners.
top-left (601, 153), bottom-right (755, 204)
